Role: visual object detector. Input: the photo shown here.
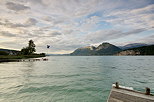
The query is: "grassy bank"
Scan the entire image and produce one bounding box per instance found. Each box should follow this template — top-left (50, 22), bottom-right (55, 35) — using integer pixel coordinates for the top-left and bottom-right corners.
top-left (0, 55), bottom-right (46, 62)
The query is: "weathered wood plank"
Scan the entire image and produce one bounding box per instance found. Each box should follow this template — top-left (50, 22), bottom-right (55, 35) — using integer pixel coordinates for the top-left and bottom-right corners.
top-left (108, 85), bottom-right (154, 102)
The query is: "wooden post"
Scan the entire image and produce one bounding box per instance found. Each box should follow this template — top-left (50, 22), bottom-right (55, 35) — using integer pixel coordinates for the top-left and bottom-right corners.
top-left (115, 82), bottom-right (119, 88)
top-left (145, 87), bottom-right (150, 95)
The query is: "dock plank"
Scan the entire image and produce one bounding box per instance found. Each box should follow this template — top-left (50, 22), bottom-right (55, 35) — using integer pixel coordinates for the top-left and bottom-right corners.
top-left (108, 87), bottom-right (154, 102)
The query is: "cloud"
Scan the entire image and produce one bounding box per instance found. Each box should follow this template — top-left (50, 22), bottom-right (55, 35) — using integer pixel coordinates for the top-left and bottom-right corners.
top-left (105, 4), bottom-right (154, 28)
top-left (0, 40), bottom-right (26, 50)
top-left (0, 31), bottom-right (17, 37)
top-left (25, 18), bottom-right (38, 25)
top-left (0, 18), bottom-right (38, 28)
top-left (34, 31), bottom-right (62, 38)
top-left (79, 16), bottom-right (101, 32)
top-left (85, 28), bottom-right (147, 43)
top-left (50, 32), bottom-right (62, 37)
top-left (42, 16), bottom-right (65, 25)
top-left (0, 0), bottom-right (154, 53)
top-left (6, 2), bottom-right (30, 12)
top-left (28, 0), bottom-right (44, 5)
top-left (138, 35), bottom-right (154, 44)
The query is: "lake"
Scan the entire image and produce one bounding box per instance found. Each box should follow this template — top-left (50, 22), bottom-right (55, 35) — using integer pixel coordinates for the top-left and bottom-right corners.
top-left (0, 56), bottom-right (154, 102)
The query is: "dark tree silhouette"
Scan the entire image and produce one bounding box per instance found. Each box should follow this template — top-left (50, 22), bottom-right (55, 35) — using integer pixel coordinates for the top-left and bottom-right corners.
top-left (21, 40), bottom-right (36, 55)
top-left (28, 40), bottom-right (36, 54)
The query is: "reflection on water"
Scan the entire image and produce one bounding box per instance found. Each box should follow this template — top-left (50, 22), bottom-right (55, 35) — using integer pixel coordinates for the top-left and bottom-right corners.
top-left (0, 56), bottom-right (154, 102)
top-left (20, 62), bottom-right (35, 85)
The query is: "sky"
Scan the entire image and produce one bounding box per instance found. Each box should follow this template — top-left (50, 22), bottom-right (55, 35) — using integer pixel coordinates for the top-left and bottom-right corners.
top-left (0, 0), bottom-right (154, 54)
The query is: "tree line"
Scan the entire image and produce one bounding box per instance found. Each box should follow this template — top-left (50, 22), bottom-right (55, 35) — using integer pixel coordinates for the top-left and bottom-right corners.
top-left (0, 40), bottom-right (45, 56)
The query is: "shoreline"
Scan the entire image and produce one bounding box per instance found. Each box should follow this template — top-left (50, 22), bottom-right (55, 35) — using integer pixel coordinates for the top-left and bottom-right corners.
top-left (0, 55), bottom-right (46, 63)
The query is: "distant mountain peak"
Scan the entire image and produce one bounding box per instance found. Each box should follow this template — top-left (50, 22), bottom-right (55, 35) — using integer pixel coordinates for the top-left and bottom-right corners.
top-left (97, 42), bottom-right (115, 50)
top-left (71, 42), bottom-right (121, 55)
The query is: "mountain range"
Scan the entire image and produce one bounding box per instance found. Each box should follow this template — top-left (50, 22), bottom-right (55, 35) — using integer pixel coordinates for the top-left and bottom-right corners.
top-left (119, 43), bottom-right (148, 50)
top-left (71, 43), bottom-right (122, 55)
top-left (71, 43), bottom-right (154, 56)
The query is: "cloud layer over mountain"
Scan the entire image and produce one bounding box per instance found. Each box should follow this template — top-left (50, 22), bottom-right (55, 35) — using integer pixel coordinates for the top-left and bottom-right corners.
top-left (0, 0), bottom-right (154, 54)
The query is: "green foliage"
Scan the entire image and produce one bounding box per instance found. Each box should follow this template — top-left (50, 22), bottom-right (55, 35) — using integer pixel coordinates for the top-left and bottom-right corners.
top-left (21, 40), bottom-right (36, 55)
top-left (129, 45), bottom-right (154, 55)
top-left (21, 47), bottom-right (29, 55)
top-left (40, 53), bottom-right (45, 56)
top-left (28, 40), bottom-right (36, 54)
top-left (0, 51), bottom-right (9, 55)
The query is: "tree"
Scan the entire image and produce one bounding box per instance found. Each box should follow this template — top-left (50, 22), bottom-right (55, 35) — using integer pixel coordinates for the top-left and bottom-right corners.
top-left (28, 40), bottom-right (36, 54)
top-left (21, 47), bottom-right (29, 55)
top-left (21, 40), bottom-right (36, 55)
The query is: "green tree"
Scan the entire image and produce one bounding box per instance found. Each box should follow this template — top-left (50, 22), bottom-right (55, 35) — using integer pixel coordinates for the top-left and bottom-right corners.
top-left (21, 47), bottom-right (29, 55)
top-left (21, 40), bottom-right (36, 55)
top-left (28, 40), bottom-right (36, 54)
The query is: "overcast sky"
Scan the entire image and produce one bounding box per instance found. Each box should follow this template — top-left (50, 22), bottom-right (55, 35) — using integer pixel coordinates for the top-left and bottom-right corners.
top-left (0, 0), bottom-right (154, 54)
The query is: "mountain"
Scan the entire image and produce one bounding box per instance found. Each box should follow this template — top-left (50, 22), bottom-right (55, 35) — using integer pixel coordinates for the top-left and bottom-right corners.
top-left (116, 45), bottom-right (154, 55)
top-left (95, 43), bottom-right (122, 55)
top-left (71, 43), bottom-right (122, 56)
top-left (119, 43), bottom-right (148, 50)
top-left (70, 46), bottom-right (96, 56)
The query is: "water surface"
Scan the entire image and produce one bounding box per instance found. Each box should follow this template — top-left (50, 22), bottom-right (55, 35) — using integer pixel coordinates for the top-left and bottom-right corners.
top-left (0, 56), bottom-right (154, 102)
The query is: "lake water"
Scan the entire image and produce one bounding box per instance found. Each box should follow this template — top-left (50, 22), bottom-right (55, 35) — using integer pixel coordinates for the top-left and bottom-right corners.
top-left (0, 56), bottom-right (154, 102)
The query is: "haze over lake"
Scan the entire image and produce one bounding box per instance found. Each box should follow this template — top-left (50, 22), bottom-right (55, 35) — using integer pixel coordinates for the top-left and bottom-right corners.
top-left (0, 56), bottom-right (154, 102)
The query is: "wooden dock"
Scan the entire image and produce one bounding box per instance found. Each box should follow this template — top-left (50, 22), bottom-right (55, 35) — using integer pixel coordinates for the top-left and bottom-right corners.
top-left (107, 82), bottom-right (154, 102)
